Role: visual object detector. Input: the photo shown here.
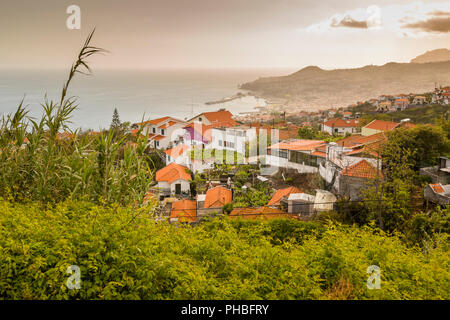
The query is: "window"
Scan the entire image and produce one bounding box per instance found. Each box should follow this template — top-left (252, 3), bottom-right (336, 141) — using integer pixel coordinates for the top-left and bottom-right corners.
top-left (219, 140), bottom-right (223, 146)
top-left (156, 141), bottom-right (160, 147)
top-left (199, 117), bottom-right (202, 122)
top-left (152, 127), bottom-right (156, 133)
top-left (161, 129), bottom-right (165, 135)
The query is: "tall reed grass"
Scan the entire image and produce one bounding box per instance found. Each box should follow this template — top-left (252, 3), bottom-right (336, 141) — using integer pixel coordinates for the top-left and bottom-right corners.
top-left (0, 30), bottom-right (153, 206)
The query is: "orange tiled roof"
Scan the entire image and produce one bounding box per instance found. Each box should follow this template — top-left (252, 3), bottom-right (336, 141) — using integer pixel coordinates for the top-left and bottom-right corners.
top-left (268, 139), bottom-right (325, 152)
top-left (193, 110), bottom-right (238, 128)
top-left (364, 120), bottom-right (399, 131)
top-left (323, 119), bottom-right (359, 128)
top-left (430, 183), bottom-right (444, 193)
top-left (268, 187), bottom-right (303, 206)
top-left (340, 160), bottom-right (383, 179)
top-left (204, 186), bottom-right (232, 208)
top-left (171, 200), bottom-right (197, 222)
top-left (151, 135), bottom-right (165, 141)
top-left (164, 144), bottom-right (190, 158)
top-left (337, 132), bottom-right (386, 148)
top-left (229, 207), bottom-right (292, 220)
top-left (156, 163), bottom-right (192, 184)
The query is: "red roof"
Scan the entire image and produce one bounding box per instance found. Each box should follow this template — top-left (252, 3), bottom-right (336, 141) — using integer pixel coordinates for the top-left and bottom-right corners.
top-left (340, 160), bottom-right (383, 179)
top-left (156, 163), bottom-right (192, 184)
top-left (337, 132), bottom-right (386, 148)
top-left (204, 186), bottom-right (232, 208)
top-left (364, 120), bottom-right (399, 131)
top-left (323, 119), bottom-right (359, 128)
top-left (268, 187), bottom-right (303, 206)
top-left (192, 110), bottom-right (238, 128)
top-left (171, 200), bottom-right (197, 222)
top-left (269, 140), bottom-right (325, 152)
top-left (430, 183), bottom-right (444, 193)
top-left (151, 135), bottom-right (165, 141)
top-left (164, 144), bottom-right (190, 158)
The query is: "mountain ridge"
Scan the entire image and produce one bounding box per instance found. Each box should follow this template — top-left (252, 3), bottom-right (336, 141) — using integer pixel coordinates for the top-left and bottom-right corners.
top-left (241, 51), bottom-right (450, 109)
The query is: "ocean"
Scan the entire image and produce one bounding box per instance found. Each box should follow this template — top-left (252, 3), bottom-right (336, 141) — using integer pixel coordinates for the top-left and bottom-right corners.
top-left (0, 68), bottom-right (291, 130)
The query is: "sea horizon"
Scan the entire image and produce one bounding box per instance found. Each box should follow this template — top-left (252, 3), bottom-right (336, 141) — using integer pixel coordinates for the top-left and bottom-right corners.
top-left (0, 67), bottom-right (294, 130)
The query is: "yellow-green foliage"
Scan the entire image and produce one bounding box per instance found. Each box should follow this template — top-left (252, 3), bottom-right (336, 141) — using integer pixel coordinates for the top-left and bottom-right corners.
top-left (0, 199), bottom-right (448, 300)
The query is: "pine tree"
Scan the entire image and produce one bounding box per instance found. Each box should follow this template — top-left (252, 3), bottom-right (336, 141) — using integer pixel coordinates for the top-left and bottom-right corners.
top-left (111, 108), bottom-right (121, 130)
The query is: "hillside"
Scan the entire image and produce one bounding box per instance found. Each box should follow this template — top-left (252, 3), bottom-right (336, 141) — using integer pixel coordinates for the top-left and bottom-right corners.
top-left (411, 48), bottom-right (450, 63)
top-left (241, 60), bottom-right (450, 109)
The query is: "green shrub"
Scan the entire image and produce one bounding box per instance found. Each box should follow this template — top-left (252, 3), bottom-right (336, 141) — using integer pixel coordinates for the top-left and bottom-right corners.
top-left (0, 200), bottom-right (448, 300)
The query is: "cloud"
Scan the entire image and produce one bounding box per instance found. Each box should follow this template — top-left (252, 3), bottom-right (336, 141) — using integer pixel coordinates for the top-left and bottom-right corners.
top-left (428, 10), bottom-right (450, 16)
top-left (402, 16), bottom-right (450, 33)
top-left (331, 15), bottom-right (368, 29)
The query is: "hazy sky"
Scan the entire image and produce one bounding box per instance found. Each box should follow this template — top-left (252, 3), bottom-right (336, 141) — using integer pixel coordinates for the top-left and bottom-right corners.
top-left (1, 0), bottom-right (450, 70)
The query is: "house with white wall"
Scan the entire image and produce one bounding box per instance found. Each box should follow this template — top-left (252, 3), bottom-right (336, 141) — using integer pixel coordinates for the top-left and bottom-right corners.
top-left (135, 116), bottom-right (187, 150)
top-left (322, 119), bottom-right (359, 136)
top-left (155, 162), bottom-right (192, 198)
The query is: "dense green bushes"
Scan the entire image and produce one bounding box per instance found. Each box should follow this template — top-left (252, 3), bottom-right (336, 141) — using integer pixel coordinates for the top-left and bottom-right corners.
top-left (0, 199), bottom-right (448, 300)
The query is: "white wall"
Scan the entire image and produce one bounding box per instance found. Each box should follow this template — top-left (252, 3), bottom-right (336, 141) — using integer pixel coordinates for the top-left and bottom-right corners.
top-left (323, 125), bottom-right (355, 136)
top-left (170, 179), bottom-right (191, 194)
top-left (209, 127), bottom-right (256, 154)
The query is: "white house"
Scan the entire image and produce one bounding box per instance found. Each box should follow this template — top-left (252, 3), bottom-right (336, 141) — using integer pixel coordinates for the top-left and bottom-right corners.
top-left (135, 116), bottom-right (187, 150)
top-left (155, 162), bottom-right (192, 197)
top-left (322, 119), bottom-right (359, 136)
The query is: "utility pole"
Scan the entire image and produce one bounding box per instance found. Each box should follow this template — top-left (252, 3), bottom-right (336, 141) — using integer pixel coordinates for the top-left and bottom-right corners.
top-left (376, 145), bottom-right (383, 230)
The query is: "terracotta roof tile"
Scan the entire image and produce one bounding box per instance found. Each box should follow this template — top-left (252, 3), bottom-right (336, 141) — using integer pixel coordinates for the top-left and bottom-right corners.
top-left (269, 139), bottom-right (325, 152)
top-left (430, 183), bottom-right (444, 193)
top-left (204, 186), bottom-right (232, 208)
top-left (340, 160), bottom-right (383, 179)
top-left (268, 187), bottom-right (303, 206)
top-left (171, 200), bottom-right (197, 222)
top-left (156, 163), bottom-right (192, 184)
top-left (364, 120), bottom-right (399, 131)
top-left (164, 144), bottom-right (190, 158)
top-left (191, 110), bottom-right (238, 128)
top-left (323, 119), bottom-right (359, 128)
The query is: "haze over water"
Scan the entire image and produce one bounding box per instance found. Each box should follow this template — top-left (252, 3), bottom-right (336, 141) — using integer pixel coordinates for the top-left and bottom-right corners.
top-left (0, 68), bottom-right (292, 130)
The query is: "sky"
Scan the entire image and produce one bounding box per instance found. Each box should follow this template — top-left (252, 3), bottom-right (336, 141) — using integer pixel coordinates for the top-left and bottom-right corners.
top-left (1, 0), bottom-right (450, 70)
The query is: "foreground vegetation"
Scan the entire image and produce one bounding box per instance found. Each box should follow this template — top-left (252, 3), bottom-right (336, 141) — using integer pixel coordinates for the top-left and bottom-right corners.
top-left (0, 199), bottom-right (448, 300)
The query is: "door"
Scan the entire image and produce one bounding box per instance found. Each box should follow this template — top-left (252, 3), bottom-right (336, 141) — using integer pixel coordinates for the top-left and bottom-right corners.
top-left (175, 183), bottom-right (181, 195)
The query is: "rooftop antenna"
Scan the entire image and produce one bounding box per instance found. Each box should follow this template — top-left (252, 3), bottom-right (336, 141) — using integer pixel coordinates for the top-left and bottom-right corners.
top-left (188, 98), bottom-right (195, 119)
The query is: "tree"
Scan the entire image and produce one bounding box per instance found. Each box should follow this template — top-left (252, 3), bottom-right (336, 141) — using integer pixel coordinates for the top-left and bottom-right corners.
top-left (382, 125), bottom-right (449, 173)
top-left (298, 126), bottom-right (318, 139)
top-left (110, 108), bottom-right (121, 131)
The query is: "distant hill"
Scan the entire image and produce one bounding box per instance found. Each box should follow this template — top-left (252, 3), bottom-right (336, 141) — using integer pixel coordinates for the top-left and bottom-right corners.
top-left (240, 59), bottom-right (450, 109)
top-left (411, 49), bottom-right (450, 64)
